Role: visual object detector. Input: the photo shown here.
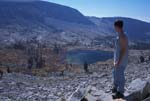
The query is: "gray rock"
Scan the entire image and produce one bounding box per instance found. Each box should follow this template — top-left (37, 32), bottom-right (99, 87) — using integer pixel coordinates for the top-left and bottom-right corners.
top-left (126, 78), bottom-right (150, 101)
top-left (57, 97), bottom-right (66, 101)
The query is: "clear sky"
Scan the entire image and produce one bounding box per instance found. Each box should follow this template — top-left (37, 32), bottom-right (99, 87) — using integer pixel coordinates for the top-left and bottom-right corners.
top-left (43, 0), bottom-right (150, 22)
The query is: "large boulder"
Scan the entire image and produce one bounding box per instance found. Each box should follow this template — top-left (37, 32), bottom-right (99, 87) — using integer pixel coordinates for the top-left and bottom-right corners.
top-left (126, 78), bottom-right (150, 101)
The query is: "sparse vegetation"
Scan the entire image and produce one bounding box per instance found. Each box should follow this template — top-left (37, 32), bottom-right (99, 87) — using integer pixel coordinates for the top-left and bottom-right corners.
top-left (0, 38), bottom-right (82, 76)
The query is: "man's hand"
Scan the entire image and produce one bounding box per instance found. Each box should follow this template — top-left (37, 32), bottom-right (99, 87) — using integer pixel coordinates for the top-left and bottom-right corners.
top-left (114, 61), bottom-right (120, 68)
top-left (114, 62), bottom-right (119, 68)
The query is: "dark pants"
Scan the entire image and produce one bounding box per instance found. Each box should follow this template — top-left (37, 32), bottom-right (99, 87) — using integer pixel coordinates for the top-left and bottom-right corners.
top-left (112, 65), bottom-right (126, 93)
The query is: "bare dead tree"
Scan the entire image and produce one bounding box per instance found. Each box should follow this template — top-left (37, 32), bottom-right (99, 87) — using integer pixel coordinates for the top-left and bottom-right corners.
top-left (26, 40), bottom-right (45, 69)
top-left (35, 41), bottom-right (45, 68)
top-left (53, 43), bottom-right (60, 54)
top-left (0, 70), bottom-right (3, 79)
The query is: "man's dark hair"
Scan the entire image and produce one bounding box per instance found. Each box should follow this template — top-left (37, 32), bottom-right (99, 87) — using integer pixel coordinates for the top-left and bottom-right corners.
top-left (114, 20), bottom-right (123, 28)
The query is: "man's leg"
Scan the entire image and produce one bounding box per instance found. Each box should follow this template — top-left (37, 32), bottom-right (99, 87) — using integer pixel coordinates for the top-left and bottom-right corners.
top-left (112, 66), bottom-right (126, 99)
top-left (112, 68), bottom-right (118, 93)
top-left (116, 66), bottom-right (125, 93)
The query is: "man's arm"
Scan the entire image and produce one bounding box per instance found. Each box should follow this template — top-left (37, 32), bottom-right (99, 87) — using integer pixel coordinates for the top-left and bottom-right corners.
top-left (116, 35), bottom-right (128, 67)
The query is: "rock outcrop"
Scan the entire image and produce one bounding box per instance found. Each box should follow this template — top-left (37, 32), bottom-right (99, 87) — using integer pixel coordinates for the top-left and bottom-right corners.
top-left (125, 78), bottom-right (150, 101)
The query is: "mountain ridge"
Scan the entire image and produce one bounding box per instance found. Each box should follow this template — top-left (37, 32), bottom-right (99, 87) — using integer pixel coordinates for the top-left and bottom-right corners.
top-left (0, 0), bottom-right (150, 48)
top-left (88, 16), bottom-right (150, 42)
top-left (0, 0), bottom-right (94, 25)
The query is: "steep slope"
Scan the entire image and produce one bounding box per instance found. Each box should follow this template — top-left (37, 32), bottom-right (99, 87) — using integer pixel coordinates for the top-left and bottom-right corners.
top-left (0, 0), bottom-right (94, 25)
top-left (0, 0), bottom-right (101, 47)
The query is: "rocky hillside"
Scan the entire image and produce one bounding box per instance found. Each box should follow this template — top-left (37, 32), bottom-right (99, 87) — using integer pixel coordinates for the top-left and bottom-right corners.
top-left (0, 0), bottom-right (105, 47)
top-left (0, 0), bottom-right (150, 48)
top-left (0, 60), bottom-right (150, 101)
top-left (0, 1), bottom-right (93, 25)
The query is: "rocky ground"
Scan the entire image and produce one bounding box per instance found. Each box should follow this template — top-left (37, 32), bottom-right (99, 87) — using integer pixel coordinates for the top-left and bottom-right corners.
top-left (0, 61), bottom-right (150, 101)
top-left (0, 50), bottom-right (150, 101)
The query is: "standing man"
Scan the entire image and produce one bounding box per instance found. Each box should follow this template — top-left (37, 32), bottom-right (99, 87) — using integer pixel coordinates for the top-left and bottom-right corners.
top-left (112, 20), bottom-right (128, 99)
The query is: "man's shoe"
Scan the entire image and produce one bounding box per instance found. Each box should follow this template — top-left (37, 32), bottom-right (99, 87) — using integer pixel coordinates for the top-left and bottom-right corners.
top-left (111, 87), bottom-right (117, 93)
top-left (80, 97), bottom-right (88, 101)
top-left (112, 91), bottom-right (124, 99)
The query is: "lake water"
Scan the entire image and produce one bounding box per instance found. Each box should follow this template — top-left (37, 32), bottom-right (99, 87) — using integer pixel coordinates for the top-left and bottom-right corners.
top-left (66, 49), bottom-right (113, 64)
